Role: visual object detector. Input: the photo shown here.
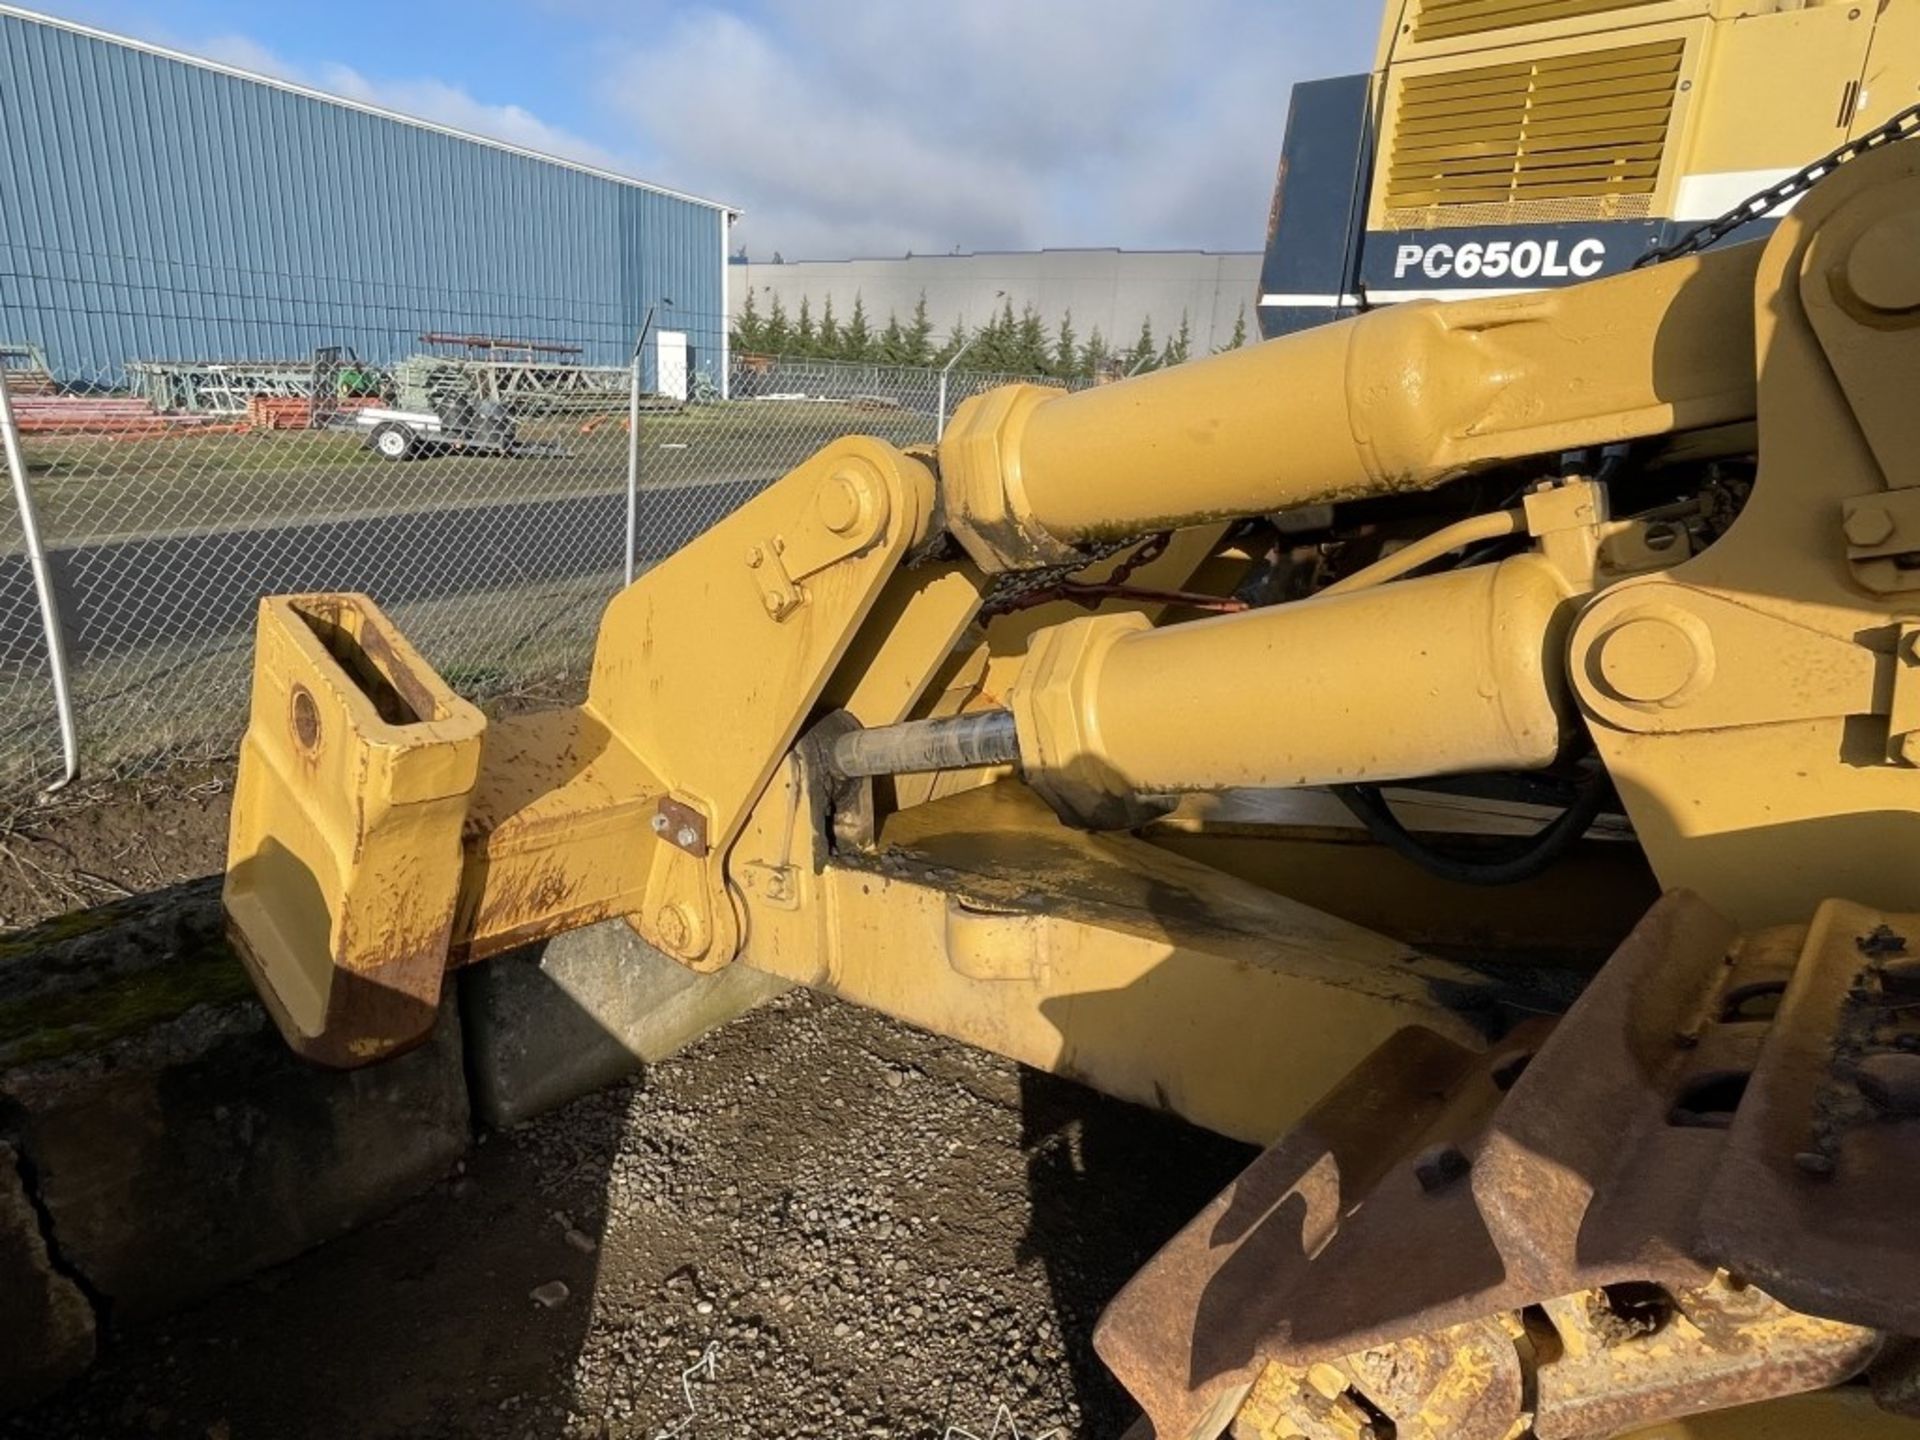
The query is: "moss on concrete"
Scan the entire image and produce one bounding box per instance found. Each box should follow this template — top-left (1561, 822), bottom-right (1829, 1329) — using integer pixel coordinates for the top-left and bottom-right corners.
top-left (0, 878), bottom-right (252, 1070)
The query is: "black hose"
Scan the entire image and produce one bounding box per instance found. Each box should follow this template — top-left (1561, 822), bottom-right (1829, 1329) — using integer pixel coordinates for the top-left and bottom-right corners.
top-left (1332, 771), bottom-right (1610, 886)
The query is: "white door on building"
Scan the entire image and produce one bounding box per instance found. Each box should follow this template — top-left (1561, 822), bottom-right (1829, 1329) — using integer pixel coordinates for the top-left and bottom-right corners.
top-left (657, 330), bottom-right (689, 401)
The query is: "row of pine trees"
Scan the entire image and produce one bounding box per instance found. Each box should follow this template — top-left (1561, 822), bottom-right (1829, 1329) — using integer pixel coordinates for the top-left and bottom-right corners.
top-left (731, 289), bottom-right (1248, 378)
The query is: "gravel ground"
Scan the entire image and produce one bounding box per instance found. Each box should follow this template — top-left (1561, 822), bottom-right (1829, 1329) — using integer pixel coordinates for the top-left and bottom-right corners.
top-left (3, 987), bottom-right (1253, 1440)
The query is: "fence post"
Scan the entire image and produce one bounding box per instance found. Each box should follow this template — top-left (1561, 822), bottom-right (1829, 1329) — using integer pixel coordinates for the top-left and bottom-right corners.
top-left (625, 307), bottom-right (657, 588)
top-left (0, 374), bottom-right (78, 790)
top-left (935, 335), bottom-right (979, 443)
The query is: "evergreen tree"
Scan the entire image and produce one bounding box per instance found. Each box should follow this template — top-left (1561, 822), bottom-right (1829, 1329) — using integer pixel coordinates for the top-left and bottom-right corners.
top-left (1015, 304), bottom-right (1050, 376)
top-left (1123, 317), bottom-right (1157, 374)
top-left (1160, 311), bottom-right (1192, 368)
top-left (732, 288), bottom-right (765, 353)
top-left (904, 291), bottom-right (935, 366)
top-left (1081, 326), bottom-right (1109, 378)
top-left (976, 299), bottom-right (1018, 371)
top-left (819, 295), bottom-right (841, 357)
top-left (763, 294), bottom-right (791, 354)
top-left (1221, 303), bottom-right (1249, 352)
top-left (936, 318), bottom-right (970, 366)
top-left (842, 293), bottom-right (873, 361)
top-left (1052, 311), bottom-right (1078, 378)
top-left (969, 306), bottom-right (999, 370)
top-left (878, 312), bottom-right (908, 365)
top-left (794, 295), bottom-right (816, 355)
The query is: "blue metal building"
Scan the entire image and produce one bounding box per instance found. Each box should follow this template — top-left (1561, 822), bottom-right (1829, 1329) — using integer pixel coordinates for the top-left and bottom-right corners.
top-left (0, 5), bottom-right (734, 384)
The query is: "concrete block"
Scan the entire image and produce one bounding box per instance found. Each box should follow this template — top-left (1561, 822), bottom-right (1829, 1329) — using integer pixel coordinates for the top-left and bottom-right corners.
top-left (0, 879), bottom-right (471, 1322)
top-left (0, 1142), bottom-right (94, 1408)
top-left (461, 919), bottom-right (790, 1127)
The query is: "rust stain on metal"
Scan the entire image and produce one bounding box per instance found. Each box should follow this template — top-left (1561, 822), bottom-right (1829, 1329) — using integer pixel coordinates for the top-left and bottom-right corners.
top-left (1698, 899), bottom-right (1920, 1336)
top-left (656, 796), bottom-right (710, 858)
top-left (1101, 894), bottom-right (1899, 1440)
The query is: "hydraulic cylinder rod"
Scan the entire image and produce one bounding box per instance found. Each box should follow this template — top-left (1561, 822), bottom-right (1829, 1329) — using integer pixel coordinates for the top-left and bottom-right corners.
top-left (937, 243), bottom-right (1759, 571)
top-left (831, 710), bottom-right (1020, 779)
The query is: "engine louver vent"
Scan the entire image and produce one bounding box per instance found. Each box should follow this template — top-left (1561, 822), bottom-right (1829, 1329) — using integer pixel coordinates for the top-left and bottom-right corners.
top-left (1411, 0), bottom-right (1671, 43)
top-left (1383, 37), bottom-right (1682, 229)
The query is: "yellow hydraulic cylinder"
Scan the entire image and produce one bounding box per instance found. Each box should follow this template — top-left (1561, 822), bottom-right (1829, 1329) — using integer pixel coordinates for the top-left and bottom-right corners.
top-left (938, 243), bottom-right (1759, 571)
top-left (1006, 555), bottom-right (1575, 825)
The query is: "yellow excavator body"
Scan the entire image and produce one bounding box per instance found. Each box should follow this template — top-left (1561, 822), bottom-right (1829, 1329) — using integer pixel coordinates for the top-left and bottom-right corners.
top-left (222, 6), bottom-right (1920, 1436)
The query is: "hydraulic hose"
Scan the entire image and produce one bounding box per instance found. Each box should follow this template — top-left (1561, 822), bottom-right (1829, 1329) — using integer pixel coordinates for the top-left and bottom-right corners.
top-left (1332, 772), bottom-right (1609, 886)
top-left (1320, 509), bottom-right (1525, 597)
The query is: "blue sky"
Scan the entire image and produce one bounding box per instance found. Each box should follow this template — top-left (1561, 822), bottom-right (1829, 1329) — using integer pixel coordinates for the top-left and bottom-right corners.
top-left (32, 1), bottom-right (1378, 259)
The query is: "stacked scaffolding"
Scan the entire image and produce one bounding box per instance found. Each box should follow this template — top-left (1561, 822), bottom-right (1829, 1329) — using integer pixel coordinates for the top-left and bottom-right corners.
top-left (125, 344), bottom-right (630, 419)
top-left (126, 360), bottom-right (311, 416)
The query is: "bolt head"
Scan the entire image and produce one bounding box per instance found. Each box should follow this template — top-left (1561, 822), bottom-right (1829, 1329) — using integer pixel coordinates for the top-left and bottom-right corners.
top-left (649, 813), bottom-right (669, 834)
top-left (762, 592), bottom-right (785, 615)
top-left (1845, 502), bottom-right (1897, 548)
top-left (675, 825), bottom-right (698, 849)
top-left (745, 545), bottom-right (764, 569)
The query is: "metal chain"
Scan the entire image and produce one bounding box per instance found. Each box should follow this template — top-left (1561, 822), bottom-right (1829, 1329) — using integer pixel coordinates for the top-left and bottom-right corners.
top-left (980, 533), bottom-right (1156, 609)
top-left (1634, 100), bottom-right (1920, 270)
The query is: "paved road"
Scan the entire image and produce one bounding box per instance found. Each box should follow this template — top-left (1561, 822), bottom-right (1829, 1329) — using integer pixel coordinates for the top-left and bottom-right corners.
top-left (0, 477), bottom-right (766, 666)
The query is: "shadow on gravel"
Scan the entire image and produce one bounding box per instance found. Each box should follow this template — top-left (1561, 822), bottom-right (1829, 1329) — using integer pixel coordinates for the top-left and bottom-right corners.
top-left (3, 875), bottom-right (1261, 1440)
top-left (1017, 1069), bottom-right (1256, 1438)
top-left (1, 1033), bottom-right (634, 1440)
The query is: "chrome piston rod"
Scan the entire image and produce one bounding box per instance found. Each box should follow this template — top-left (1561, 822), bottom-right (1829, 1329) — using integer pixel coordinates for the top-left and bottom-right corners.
top-left (831, 711), bottom-right (1019, 779)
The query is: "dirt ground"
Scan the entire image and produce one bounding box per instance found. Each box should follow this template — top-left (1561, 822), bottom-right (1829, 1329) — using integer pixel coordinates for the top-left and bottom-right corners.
top-left (0, 769), bottom-right (233, 929)
top-left (0, 766), bottom-right (1256, 1439)
top-left (2, 990), bottom-right (1251, 1440)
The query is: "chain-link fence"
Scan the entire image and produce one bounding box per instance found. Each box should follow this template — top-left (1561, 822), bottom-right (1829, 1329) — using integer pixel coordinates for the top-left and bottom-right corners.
top-left (0, 301), bottom-right (1096, 804)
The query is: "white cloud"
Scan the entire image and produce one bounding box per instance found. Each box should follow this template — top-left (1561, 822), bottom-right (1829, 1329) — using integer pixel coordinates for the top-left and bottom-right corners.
top-left (597, 0), bottom-right (1375, 257)
top-left (190, 31), bottom-right (297, 81)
